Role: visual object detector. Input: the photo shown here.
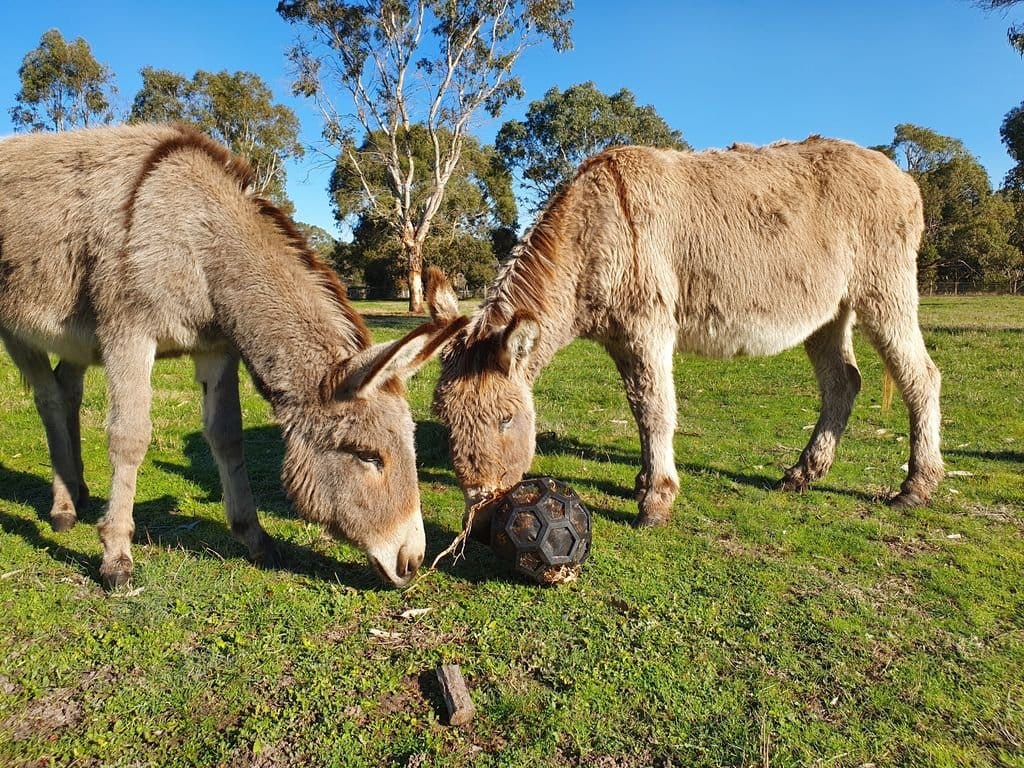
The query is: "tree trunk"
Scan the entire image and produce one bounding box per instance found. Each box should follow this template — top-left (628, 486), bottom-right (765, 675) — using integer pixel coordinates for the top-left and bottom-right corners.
top-left (407, 241), bottom-right (424, 313)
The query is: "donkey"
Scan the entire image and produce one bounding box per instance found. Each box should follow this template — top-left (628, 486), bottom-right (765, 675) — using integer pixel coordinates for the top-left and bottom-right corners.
top-left (0, 123), bottom-right (465, 588)
top-left (429, 137), bottom-right (943, 529)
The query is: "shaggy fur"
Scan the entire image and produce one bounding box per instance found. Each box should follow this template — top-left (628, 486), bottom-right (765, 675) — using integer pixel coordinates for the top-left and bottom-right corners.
top-left (0, 123), bottom-right (462, 587)
top-left (430, 138), bottom-right (943, 527)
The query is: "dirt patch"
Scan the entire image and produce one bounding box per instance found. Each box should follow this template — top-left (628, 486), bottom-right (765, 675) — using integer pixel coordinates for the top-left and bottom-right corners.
top-left (377, 673), bottom-right (433, 720)
top-left (711, 532), bottom-right (784, 559)
top-left (0, 674), bottom-right (20, 696)
top-left (882, 535), bottom-right (940, 558)
top-left (3, 687), bottom-right (84, 741)
top-left (1, 667), bottom-right (115, 742)
top-left (579, 753), bottom-right (656, 768)
top-left (227, 741), bottom-right (303, 768)
top-left (966, 504), bottom-right (1023, 532)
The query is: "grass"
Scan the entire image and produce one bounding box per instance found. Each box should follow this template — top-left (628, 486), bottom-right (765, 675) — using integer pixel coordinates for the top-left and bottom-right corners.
top-left (0, 295), bottom-right (1022, 767)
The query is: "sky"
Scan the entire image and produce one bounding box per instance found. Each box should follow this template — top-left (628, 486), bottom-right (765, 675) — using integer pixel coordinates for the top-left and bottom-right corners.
top-left (1, 1), bottom-right (1021, 239)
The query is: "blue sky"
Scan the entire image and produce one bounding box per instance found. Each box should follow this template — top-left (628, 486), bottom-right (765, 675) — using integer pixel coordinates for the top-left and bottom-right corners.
top-left (1, 1), bottom-right (1021, 238)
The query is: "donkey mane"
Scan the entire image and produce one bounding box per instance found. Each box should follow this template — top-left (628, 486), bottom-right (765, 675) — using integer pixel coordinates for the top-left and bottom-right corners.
top-left (252, 197), bottom-right (371, 350)
top-left (467, 170), bottom-right (576, 345)
top-left (467, 151), bottom-right (641, 347)
top-left (123, 124), bottom-right (371, 351)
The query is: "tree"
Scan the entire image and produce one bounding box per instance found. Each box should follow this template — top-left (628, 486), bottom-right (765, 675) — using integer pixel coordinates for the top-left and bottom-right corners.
top-left (496, 80), bottom-right (689, 206)
top-left (277, 0), bottom-right (573, 312)
top-left (295, 221), bottom-right (339, 263)
top-left (332, 125), bottom-right (516, 292)
top-left (882, 123), bottom-right (1021, 290)
top-left (129, 68), bottom-right (304, 208)
top-left (9, 29), bottom-right (116, 132)
top-left (976, 0), bottom-right (1024, 53)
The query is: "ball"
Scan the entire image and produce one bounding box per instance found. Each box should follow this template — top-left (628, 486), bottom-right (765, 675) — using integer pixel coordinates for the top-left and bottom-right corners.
top-left (489, 477), bottom-right (591, 585)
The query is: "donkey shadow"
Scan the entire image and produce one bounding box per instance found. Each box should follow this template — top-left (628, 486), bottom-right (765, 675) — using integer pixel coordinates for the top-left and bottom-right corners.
top-left (362, 314), bottom-right (425, 335)
top-left (947, 447), bottom-right (1024, 464)
top-left (0, 424), bottom-right (452, 590)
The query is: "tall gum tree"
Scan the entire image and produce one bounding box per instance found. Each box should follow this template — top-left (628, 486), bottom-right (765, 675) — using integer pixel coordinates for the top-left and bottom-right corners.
top-left (129, 68), bottom-right (304, 209)
top-left (496, 80), bottom-right (688, 208)
top-left (9, 29), bottom-right (116, 132)
top-left (277, 0), bottom-right (573, 311)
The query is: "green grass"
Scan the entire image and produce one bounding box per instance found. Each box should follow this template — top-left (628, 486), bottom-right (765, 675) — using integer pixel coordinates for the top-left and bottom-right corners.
top-left (1, 296), bottom-right (1022, 767)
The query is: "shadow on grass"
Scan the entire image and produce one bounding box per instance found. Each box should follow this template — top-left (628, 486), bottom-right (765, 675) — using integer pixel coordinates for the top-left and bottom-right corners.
top-left (921, 324), bottom-right (1024, 335)
top-left (535, 431), bottom-right (639, 467)
top-left (362, 314), bottom-right (427, 336)
top-left (415, 420), bottom-right (451, 471)
top-left (153, 424), bottom-right (292, 518)
top-left (0, 453), bottom-right (458, 590)
top-left (947, 447), bottom-right (1024, 464)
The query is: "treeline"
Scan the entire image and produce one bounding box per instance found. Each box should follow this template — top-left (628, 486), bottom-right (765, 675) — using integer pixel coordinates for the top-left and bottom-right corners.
top-left (7, 4), bottom-right (1024, 302)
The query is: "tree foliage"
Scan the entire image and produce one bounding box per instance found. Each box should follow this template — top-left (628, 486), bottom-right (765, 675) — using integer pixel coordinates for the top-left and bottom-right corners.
top-left (277, 0), bottom-right (573, 310)
top-left (129, 68), bottom-right (304, 208)
top-left (496, 80), bottom-right (689, 205)
top-left (882, 123), bottom-right (1023, 290)
top-left (976, 0), bottom-right (1024, 53)
top-left (332, 125), bottom-right (516, 291)
top-left (9, 29), bottom-right (116, 132)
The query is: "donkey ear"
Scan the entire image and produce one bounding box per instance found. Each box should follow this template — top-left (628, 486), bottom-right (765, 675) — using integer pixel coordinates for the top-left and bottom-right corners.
top-left (498, 312), bottom-right (540, 377)
top-left (426, 266), bottom-right (462, 324)
top-left (325, 316), bottom-right (470, 400)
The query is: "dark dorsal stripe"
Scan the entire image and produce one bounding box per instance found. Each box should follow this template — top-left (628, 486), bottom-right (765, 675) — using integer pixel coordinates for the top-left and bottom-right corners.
top-left (123, 124), bottom-right (371, 351)
top-left (123, 123), bottom-right (255, 229)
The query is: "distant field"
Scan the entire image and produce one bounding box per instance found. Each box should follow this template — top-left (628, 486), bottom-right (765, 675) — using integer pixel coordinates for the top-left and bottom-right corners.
top-left (0, 295), bottom-right (1021, 767)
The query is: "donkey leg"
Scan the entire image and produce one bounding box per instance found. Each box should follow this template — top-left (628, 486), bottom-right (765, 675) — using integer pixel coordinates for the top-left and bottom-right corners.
top-left (0, 335), bottom-right (81, 531)
top-left (609, 337), bottom-right (680, 528)
top-left (97, 338), bottom-right (156, 589)
top-left (193, 351), bottom-right (278, 568)
top-left (54, 361), bottom-right (89, 508)
top-left (781, 305), bottom-right (861, 492)
top-left (859, 310), bottom-right (943, 508)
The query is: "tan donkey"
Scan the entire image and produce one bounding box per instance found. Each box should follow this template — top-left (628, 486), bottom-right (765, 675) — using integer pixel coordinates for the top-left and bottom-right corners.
top-left (429, 138), bottom-right (943, 529)
top-left (0, 124), bottom-right (465, 588)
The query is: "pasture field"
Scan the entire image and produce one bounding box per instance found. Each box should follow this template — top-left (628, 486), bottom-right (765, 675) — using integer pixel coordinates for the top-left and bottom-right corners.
top-left (0, 295), bottom-right (1022, 767)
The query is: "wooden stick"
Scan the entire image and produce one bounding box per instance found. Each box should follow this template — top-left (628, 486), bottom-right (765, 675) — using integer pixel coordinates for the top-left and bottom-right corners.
top-left (436, 664), bottom-right (475, 726)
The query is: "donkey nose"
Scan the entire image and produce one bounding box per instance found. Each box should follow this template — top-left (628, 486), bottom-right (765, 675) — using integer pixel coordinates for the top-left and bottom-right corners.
top-left (366, 510), bottom-right (426, 588)
top-left (464, 486), bottom-right (490, 507)
top-left (397, 544), bottom-right (424, 579)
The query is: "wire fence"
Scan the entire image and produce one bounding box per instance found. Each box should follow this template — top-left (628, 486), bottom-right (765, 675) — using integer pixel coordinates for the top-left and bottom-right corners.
top-left (922, 280), bottom-right (1024, 295)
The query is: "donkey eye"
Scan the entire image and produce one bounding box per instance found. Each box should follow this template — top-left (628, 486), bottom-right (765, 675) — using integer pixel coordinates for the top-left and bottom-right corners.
top-left (355, 451), bottom-right (384, 470)
top-left (498, 414), bottom-right (514, 432)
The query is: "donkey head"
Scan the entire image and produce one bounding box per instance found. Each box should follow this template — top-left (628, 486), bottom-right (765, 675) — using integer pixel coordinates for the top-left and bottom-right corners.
top-left (427, 269), bottom-right (540, 516)
top-left (281, 317), bottom-right (466, 587)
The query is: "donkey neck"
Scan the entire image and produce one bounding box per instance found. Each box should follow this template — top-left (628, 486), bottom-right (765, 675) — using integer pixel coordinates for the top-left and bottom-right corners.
top-left (206, 237), bottom-right (366, 409)
top-left (473, 240), bottom-right (583, 384)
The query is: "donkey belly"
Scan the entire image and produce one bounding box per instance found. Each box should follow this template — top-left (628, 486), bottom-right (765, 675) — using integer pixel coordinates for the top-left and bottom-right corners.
top-left (677, 313), bottom-right (828, 358)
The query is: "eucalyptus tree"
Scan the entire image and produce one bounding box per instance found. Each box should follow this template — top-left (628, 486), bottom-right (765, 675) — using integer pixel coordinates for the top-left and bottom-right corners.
top-left (10, 29), bottom-right (116, 132)
top-left (496, 80), bottom-right (688, 206)
top-left (130, 68), bottom-right (303, 208)
top-left (333, 125), bottom-right (516, 292)
top-left (277, 0), bottom-right (573, 311)
top-left (879, 124), bottom-right (1021, 289)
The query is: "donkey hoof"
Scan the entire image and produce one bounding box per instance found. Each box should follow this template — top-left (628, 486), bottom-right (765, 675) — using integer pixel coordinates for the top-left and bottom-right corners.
top-left (254, 540), bottom-right (282, 571)
top-left (50, 512), bottom-right (77, 533)
top-left (631, 510), bottom-right (670, 529)
top-left (100, 558), bottom-right (134, 590)
top-left (888, 491), bottom-right (928, 509)
top-left (779, 472), bottom-right (809, 493)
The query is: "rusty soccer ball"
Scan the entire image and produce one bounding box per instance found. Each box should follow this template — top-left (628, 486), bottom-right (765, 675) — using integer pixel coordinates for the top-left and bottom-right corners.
top-left (489, 477), bottom-right (591, 584)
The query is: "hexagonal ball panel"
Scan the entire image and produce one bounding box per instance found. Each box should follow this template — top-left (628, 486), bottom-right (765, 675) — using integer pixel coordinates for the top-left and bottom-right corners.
top-left (490, 476), bottom-right (591, 583)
